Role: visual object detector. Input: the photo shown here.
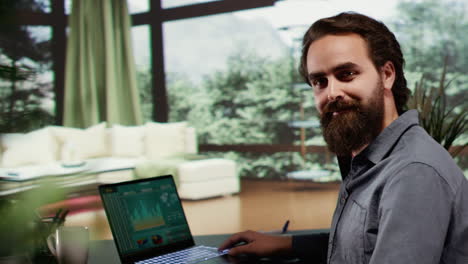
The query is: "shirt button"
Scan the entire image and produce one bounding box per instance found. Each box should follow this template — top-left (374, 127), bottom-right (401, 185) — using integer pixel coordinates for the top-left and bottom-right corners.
top-left (340, 197), bottom-right (346, 204)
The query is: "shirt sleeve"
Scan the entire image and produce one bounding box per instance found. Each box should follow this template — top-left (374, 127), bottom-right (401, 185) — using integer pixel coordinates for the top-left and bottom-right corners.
top-left (370, 162), bottom-right (453, 264)
top-left (292, 232), bottom-right (329, 263)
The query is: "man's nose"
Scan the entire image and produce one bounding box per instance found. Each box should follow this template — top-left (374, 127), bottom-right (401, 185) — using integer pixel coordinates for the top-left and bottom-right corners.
top-left (327, 78), bottom-right (345, 101)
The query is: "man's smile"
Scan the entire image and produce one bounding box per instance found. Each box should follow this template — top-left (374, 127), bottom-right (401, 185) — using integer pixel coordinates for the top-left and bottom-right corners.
top-left (332, 109), bottom-right (352, 116)
top-left (330, 108), bottom-right (355, 116)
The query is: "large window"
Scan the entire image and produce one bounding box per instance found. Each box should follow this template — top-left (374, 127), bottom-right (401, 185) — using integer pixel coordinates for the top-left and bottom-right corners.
top-left (2, 0), bottom-right (466, 177)
top-left (158, 0), bottom-right (467, 179)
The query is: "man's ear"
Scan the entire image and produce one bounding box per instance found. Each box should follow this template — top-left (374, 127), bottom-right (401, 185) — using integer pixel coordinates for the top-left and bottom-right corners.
top-left (380, 61), bottom-right (396, 91)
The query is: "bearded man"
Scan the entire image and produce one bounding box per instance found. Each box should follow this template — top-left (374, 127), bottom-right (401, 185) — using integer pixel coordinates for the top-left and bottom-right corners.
top-left (219, 12), bottom-right (468, 264)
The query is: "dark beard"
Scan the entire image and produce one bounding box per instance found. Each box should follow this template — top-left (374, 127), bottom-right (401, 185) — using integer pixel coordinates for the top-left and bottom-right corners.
top-left (320, 82), bottom-right (384, 156)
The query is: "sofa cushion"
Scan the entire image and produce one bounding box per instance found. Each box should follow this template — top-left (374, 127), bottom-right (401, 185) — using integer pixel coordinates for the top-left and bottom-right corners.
top-left (177, 177), bottom-right (240, 200)
top-left (109, 124), bottom-right (145, 157)
top-left (0, 133), bottom-right (21, 165)
top-left (1, 128), bottom-right (58, 167)
top-left (177, 158), bottom-right (237, 182)
top-left (185, 127), bottom-right (198, 154)
top-left (145, 122), bottom-right (187, 159)
top-left (52, 123), bottom-right (108, 161)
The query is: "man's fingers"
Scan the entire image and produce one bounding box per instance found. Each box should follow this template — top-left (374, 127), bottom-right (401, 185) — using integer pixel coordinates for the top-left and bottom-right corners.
top-left (218, 232), bottom-right (249, 250)
top-left (218, 237), bottom-right (237, 251)
top-left (219, 231), bottom-right (292, 257)
top-left (218, 231), bottom-right (252, 251)
top-left (227, 243), bottom-right (255, 256)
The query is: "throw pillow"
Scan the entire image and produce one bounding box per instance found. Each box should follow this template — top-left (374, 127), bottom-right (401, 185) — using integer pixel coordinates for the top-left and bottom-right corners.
top-left (145, 122), bottom-right (187, 160)
top-left (1, 128), bottom-right (58, 167)
top-left (51, 123), bottom-right (108, 161)
top-left (109, 124), bottom-right (145, 157)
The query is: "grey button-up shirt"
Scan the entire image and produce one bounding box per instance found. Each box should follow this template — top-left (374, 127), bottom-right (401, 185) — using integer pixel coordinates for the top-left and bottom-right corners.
top-left (292, 110), bottom-right (468, 263)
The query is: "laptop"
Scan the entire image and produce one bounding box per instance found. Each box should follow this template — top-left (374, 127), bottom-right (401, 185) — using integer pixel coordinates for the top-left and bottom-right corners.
top-left (99, 175), bottom-right (232, 264)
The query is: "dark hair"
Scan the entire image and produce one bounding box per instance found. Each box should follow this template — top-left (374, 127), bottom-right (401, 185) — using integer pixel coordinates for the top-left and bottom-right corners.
top-left (299, 12), bottom-right (410, 115)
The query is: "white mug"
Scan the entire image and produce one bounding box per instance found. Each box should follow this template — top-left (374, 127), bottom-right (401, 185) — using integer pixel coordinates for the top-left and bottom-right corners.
top-left (47, 226), bottom-right (89, 264)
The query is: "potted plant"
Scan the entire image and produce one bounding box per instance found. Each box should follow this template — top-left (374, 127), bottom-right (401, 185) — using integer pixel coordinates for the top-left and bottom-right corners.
top-left (407, 63), bottom-right (467, 157)
top-left (0, 181), bottom-right (65, 264)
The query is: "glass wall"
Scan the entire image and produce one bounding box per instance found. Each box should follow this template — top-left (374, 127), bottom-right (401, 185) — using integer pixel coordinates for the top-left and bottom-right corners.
top-left (160, 0), bottom-right (468, 179)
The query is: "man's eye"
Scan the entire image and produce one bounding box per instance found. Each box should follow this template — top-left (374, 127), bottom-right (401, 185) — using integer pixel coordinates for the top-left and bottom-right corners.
top-left (337, 71), bottom-right (357, 81)
top-left (311, 77), bottom-right (328, 89)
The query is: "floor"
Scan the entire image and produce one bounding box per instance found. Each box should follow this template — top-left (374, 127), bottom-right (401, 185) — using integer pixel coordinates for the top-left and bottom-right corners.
top-left (64, 179), bottom-right (340, 240)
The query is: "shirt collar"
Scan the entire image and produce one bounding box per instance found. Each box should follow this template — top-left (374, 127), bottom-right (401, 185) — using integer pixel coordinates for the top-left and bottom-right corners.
top-left (338, 110), bottom-right (420, 177)
top-left (361, 109), bottom-right (420, 164)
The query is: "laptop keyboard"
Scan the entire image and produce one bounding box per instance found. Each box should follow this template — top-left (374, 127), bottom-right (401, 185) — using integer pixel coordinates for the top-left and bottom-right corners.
top-left (136, 246), bottom-right (229, 264)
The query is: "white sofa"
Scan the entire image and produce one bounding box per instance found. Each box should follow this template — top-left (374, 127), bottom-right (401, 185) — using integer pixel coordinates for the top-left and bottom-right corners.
top-left (0, 122), bottom-right (240, 200)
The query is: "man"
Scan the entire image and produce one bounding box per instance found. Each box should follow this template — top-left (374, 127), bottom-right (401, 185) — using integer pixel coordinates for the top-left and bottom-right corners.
top-left (219, 12), bottom-right (468, 263)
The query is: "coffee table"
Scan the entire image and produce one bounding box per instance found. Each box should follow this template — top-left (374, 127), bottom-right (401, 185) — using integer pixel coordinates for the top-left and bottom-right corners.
top-left (0, 162), bottom-right (135, 197)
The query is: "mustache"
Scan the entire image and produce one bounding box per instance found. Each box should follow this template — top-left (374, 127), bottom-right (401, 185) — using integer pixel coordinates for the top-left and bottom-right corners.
top-left (322, 99), bottom-right (360, 115)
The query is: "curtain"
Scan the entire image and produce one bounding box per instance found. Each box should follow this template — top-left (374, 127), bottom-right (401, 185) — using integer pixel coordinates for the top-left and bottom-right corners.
top-left (64, 0), bottom-right (143, 128)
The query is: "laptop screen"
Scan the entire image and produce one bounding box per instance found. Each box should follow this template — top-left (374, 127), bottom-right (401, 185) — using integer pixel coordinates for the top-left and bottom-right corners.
top-left (99, 175), bottom-right (194, 258)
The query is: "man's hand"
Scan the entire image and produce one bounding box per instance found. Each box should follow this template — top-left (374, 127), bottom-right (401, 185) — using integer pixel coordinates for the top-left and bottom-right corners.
top-left (218, 230), bottom-right (293, 257)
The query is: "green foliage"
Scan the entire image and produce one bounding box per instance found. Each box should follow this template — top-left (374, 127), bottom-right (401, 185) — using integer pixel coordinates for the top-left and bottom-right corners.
top-left (0, 61), bottom-right (54, 132)
top-left (166, 72), bottom-right (199, 122)
top-left (391, 0), bottom-right (467, 164)
top-left (136, 69), bottom-right (153, 122)
top-left (170, 52), bottom-right (314, 145)
top-left (0, 0), bottom-right (54, 132)
top-left (407, 63), bottom-right (467, 157)
top-left (392, 0), bottom-right (468, 74)
top-left (0, 182), bottom-right (65, 257)
top-left (391, 0), bottom-right (468, 109)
